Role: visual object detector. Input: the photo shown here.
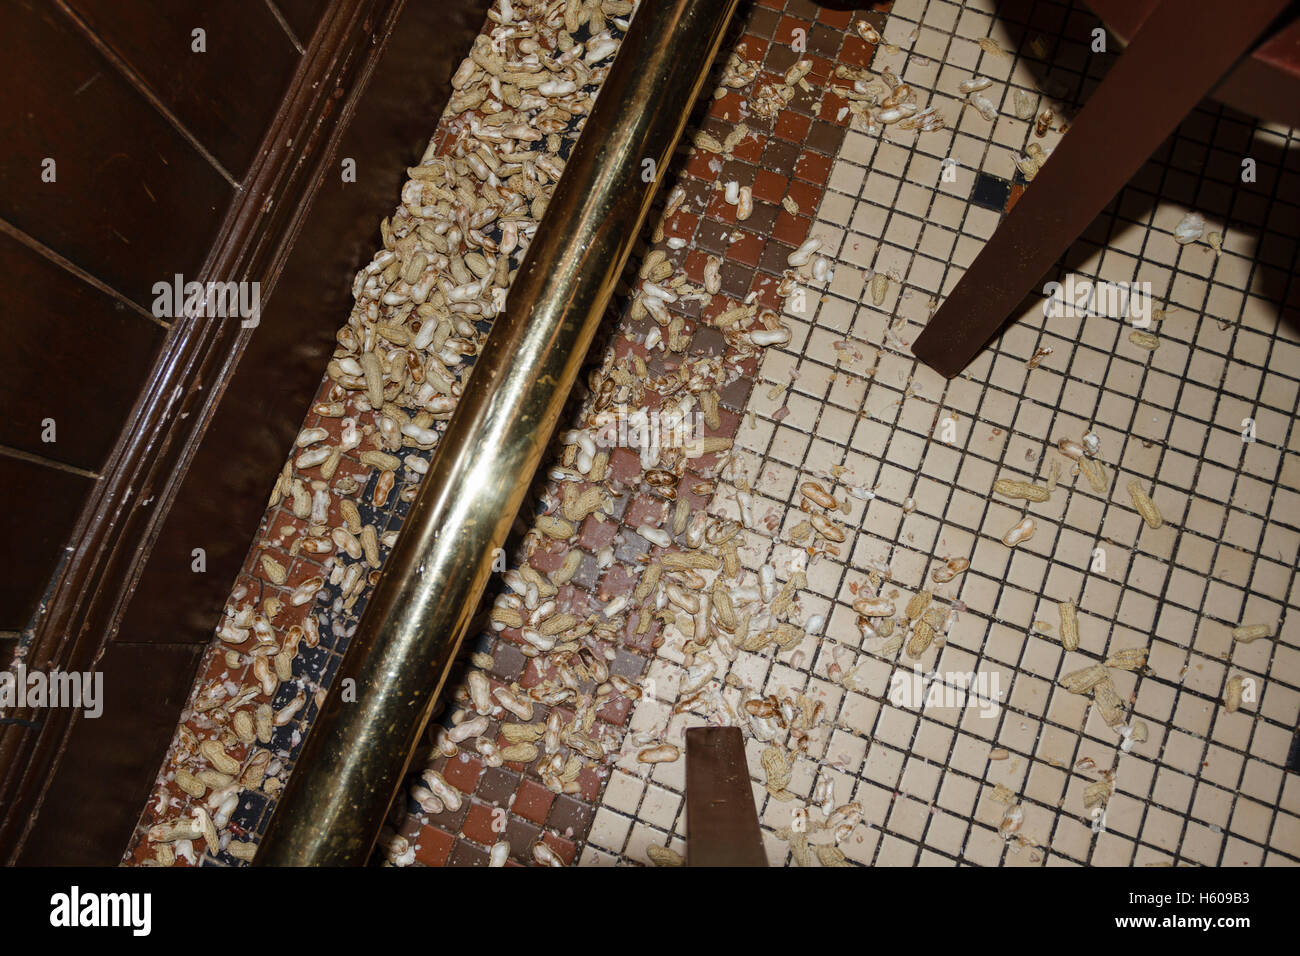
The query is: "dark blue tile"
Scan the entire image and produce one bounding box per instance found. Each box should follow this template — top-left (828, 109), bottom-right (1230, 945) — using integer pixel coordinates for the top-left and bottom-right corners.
top-left (293, 643), bottom-right (332, 682)
top-left (232, 790), bottom-right (269, 832)
top-left (971, 171), bottom-right (1011, 211)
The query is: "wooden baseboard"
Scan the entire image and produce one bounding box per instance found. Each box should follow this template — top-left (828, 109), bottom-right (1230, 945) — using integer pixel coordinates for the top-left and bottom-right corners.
top-left (0, 0), bottom-right (488, 865)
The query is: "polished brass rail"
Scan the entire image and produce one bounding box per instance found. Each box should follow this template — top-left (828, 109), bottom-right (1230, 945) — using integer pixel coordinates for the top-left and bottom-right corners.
top-left (256, 0), bottom-right (741, 865)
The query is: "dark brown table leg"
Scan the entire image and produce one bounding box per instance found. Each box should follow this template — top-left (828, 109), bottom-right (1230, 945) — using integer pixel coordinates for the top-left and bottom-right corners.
top-left (910, 0), bottom-right (1291, 379)
top-left (685, 726), bottom-right (767, 866)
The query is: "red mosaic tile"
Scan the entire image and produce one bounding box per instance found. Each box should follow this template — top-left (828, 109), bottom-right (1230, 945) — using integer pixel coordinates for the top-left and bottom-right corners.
top-left (840, 34), bottom-right (875, 67)
top-left (731, 131), bottom-right (765, 164)
top-left (739, 34), bottom-right (770, 60)
top-left (578, 514), bottom-right (617, 551)
top-left (196, 639), bottom-right (249, 685)
top-left (519, 657), bottom-right (547, 690)
top-left (774, 15), bottom-right (813, 47)
top-left (556, 583), bottom-right (596, 618)
top-left (637, 382), bottom-right (667, 413)
top-left (794, 149), bottom-right (833, 183)
top-left (723, 229), bottom-right (766, 267)
top-left (442, 753), bottom-right (484, 794)
top-left (460, 801), bottom-right (499, 846)
top-left (775, 109), bottom-right (812, 143)
top-left (705, 189), bottom-right (738, 225)
top-left (803, 54), bottom-right (836, 84)
top-left (817, 5), bottom-right (853, 29)
top-left (597, 563), bottom-right (637, 602)
top-left (514, 778), bottom-right (556, 825)
top-left (528, 540), bottom-right (566, 574)
top-left (573, 766), bottom-right (602, 803)
top-left (625, 492), bottom-right (667, 528)
top-left (612, 331), bottom-right (650, 362)
top-left (681, 247), bottom-right (712, 284)
top-left (664, 210), bottom-right (699, 241)
top-left (786, 177), bottom-right (821, 212)
top-left (262, 513), bottom-right (310, 554)
top-left (596, 690), bottom-right (634, 726)
top-left (706, 406), bottom-right (742, 440)
top-left (414, 825), bottom-right (455, 866)
top-left (621, 608), bottom-right (661, 653)
top-left (683, 148), bottom-right (719, 181)
top-left (698, 293), bottom-right (741, 326)
top-left (750, 271), bottom-right (786, 311)
top-left (752, 168), bottom-right (790, 205)
top-left (540, 831), bottom-right (578, 865)
top-left (709, 90), bottom-right (747, 123)
top-left (773, 208), bottom-right (811, 246)
top-left (279, 549), bottom-right (324, 590)
top-left (818, 89), bottom-right (851, 126)
top-left (1007, 182), bottom-right (1027, 213)
top-left (607, 447), bottom-right (643, 488)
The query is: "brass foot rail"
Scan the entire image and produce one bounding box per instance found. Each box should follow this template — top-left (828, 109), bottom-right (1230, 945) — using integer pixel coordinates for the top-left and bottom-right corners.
top-left (256, 0), bottom-right (740, 866)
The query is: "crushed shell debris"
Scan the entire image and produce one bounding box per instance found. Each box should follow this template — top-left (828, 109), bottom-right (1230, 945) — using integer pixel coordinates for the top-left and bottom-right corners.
top-left (130, 1), bottom-right (1229, 870)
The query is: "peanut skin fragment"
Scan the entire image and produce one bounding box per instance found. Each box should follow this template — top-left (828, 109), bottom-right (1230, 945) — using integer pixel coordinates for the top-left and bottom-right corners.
top-left (1058, 599), bottom-right (1078, 651)
top-left (1127, 479), bottom-right (1163, 529)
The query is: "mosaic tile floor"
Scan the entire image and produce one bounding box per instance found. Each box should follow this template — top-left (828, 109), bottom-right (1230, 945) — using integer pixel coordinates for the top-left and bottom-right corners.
top-left (128, 0), bottom-right (879, 868)
top-left (128, 0), bottom-right (1300, 868)
top-left (584, 0), bottom-right (1300, 866)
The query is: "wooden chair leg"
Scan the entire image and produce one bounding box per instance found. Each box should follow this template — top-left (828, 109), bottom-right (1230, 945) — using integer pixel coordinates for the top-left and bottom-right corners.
top-left (685, 726), bottom-right (766, 866)
top-left (910, 0), bottom-right (1290, 379)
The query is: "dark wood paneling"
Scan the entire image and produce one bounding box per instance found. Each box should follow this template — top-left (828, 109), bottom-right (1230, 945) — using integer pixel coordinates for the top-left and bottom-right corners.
top-left (16, 642), bottom-right (203, 865)
top-left (273, 0), bottom-right (330, 47)
top-left (1, 0), bottom-right (477, 865)
top-left (63, 0), bottom-right (301, 179)
top-left (117, 0), bottom-right (492, 644)
top-left (0, 233), bottom-right (165, 472)
top-left (0, 0), bottom-right (232, 309)
top-left (2, 0), bottom-right (492, 868)
top-left (0, 455), bottom-right (95, 630)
